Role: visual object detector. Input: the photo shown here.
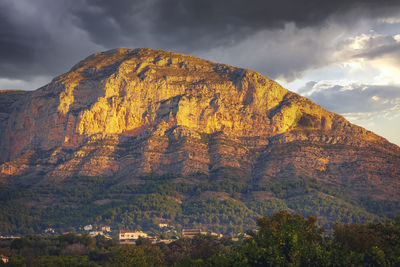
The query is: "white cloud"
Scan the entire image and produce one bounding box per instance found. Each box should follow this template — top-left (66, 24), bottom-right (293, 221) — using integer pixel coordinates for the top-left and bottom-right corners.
top-left (0, 76), bottom-right (51, 91)
top-left (333, 32), bottom-right (400, 83)
top-left (296, 81), bottom-right (400, 145)
top-left (378, 17), bottom-right (400, 24)
top-left (343, 109), bottom-right (400, 146)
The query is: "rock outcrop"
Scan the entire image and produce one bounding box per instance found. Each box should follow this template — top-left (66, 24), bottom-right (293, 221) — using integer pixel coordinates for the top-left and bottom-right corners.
top-left (1, 48), bottom-right (399, 199)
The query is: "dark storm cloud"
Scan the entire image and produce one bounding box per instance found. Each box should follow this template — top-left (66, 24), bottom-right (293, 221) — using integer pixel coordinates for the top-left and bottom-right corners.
top-left (0, 1), bottom-right (52, 78)
top-left (77, 0), bottom-right (400, 52)
top-left (0, 0), bottom-right (101, 83)
top-left (301, 83), bottom-right (400, 113)
top-left (197, 24), bottom-right (342, 82)
top-left (0, 0), bottom-right (400, 87)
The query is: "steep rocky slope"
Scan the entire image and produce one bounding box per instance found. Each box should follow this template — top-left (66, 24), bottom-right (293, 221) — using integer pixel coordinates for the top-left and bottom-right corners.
top-left (0, 48), bottom-right (399, 201)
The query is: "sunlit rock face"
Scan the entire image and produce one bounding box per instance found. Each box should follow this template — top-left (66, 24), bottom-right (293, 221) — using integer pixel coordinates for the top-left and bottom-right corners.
top-left (0, 48), bottom-right (399, 198)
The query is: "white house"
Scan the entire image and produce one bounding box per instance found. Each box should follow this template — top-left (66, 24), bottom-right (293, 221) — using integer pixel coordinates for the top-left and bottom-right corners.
top-left (101, 226), bottom-right (111, 232)
top-left (44, 228), bottom-right (55, 234)
top-left (89, 231), bottom-right (104, 237)
top-left (83, 225), bottom-right (93, 231)
top-left (158, 223), bottom-right (168, 228)
top-left (119, 230), bottom-right (148, 243)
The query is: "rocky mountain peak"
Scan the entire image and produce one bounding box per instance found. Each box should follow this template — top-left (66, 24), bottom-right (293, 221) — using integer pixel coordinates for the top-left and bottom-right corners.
top-left (0, 48), bottom-right (399, 200)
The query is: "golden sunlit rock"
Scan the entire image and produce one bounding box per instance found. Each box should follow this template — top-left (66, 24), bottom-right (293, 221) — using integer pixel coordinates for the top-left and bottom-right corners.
top-left (0, 48), bottom-right (399, 198)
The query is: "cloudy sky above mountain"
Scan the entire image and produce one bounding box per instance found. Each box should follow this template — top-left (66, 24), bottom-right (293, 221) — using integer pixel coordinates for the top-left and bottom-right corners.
top-left (1, 0), bottom-right (399, 145)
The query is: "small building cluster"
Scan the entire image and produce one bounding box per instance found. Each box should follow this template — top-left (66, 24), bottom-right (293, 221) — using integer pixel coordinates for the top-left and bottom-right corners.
top-left (118, 229), bottom-right (178, 245)
top-left (83, 225), bottom-right (112, 239)
top-left (119, 230), bottom-right (148, 244)
top-left (182, 229), bottom-right (223, 238)
top-left (39, 223), bottom-right (228, 246)
top-left (44, 228), bottom-right (55, 234)
top-left (101, 225), bottom-right (111, 232)
top-left (83, 225), bottom-right (93, 231)
top-left (117, 227), bottom-right (224, 245)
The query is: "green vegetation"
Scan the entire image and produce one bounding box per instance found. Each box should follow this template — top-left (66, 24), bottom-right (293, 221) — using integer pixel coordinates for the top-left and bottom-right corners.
top-left (2, 212), bottom-right (400, 266)
top-left (0, 174), bottom-right (394, 235)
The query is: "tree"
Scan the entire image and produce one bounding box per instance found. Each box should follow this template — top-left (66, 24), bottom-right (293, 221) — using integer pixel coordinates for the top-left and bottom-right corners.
top-left (230, 211), bottom-right (328, 266)
top-left (329, 220), bottom-right (400, 265)
top-left (108, 245), bottom-right (164, 267)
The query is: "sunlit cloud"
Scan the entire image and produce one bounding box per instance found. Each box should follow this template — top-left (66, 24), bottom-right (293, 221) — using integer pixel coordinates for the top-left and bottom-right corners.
top-left (276, 17), bottom-right (400, 146)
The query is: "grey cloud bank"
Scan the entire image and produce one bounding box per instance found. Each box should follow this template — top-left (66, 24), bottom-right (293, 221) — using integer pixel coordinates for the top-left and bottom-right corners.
top-left (1, 0), bottom-right (399, 85)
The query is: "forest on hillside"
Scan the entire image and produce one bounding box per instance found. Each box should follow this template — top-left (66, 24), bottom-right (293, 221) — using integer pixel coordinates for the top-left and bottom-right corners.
top-left (1, 175), bottom-right (398, 236)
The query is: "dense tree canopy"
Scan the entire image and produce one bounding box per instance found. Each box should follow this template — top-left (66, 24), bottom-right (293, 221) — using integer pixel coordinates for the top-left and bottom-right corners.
top-left (0, 177), bottom-right (390, 236)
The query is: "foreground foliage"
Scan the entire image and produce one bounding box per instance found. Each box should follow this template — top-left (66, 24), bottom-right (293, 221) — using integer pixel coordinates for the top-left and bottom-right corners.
top-left (2, 211), bottom-right (400, 266)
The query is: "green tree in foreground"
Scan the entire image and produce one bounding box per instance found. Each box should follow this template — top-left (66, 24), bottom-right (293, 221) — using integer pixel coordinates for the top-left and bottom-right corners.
top-left (107, 245), bottom-right (165, 267)
top-left (217, 211), bottom-right (327, 266)
top-left (329, 220), bottom-right (400, 266)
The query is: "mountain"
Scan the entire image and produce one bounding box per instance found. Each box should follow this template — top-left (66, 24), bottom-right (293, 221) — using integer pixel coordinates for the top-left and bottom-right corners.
top-left (1, 48), bottom-right (399, 234)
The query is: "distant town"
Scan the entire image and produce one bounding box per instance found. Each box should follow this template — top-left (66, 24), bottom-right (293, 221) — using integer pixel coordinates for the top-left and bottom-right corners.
top-left (1, 222), bottom-right (231, 247)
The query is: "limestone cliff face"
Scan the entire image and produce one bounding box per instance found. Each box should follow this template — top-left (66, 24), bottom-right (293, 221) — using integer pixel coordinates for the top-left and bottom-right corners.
top-left (0, 48), bottom-right (399, 199)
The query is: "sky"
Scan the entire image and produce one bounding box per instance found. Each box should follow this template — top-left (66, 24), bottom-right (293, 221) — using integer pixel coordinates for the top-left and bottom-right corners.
top-left (0, 0), bottom-right (399, 145)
